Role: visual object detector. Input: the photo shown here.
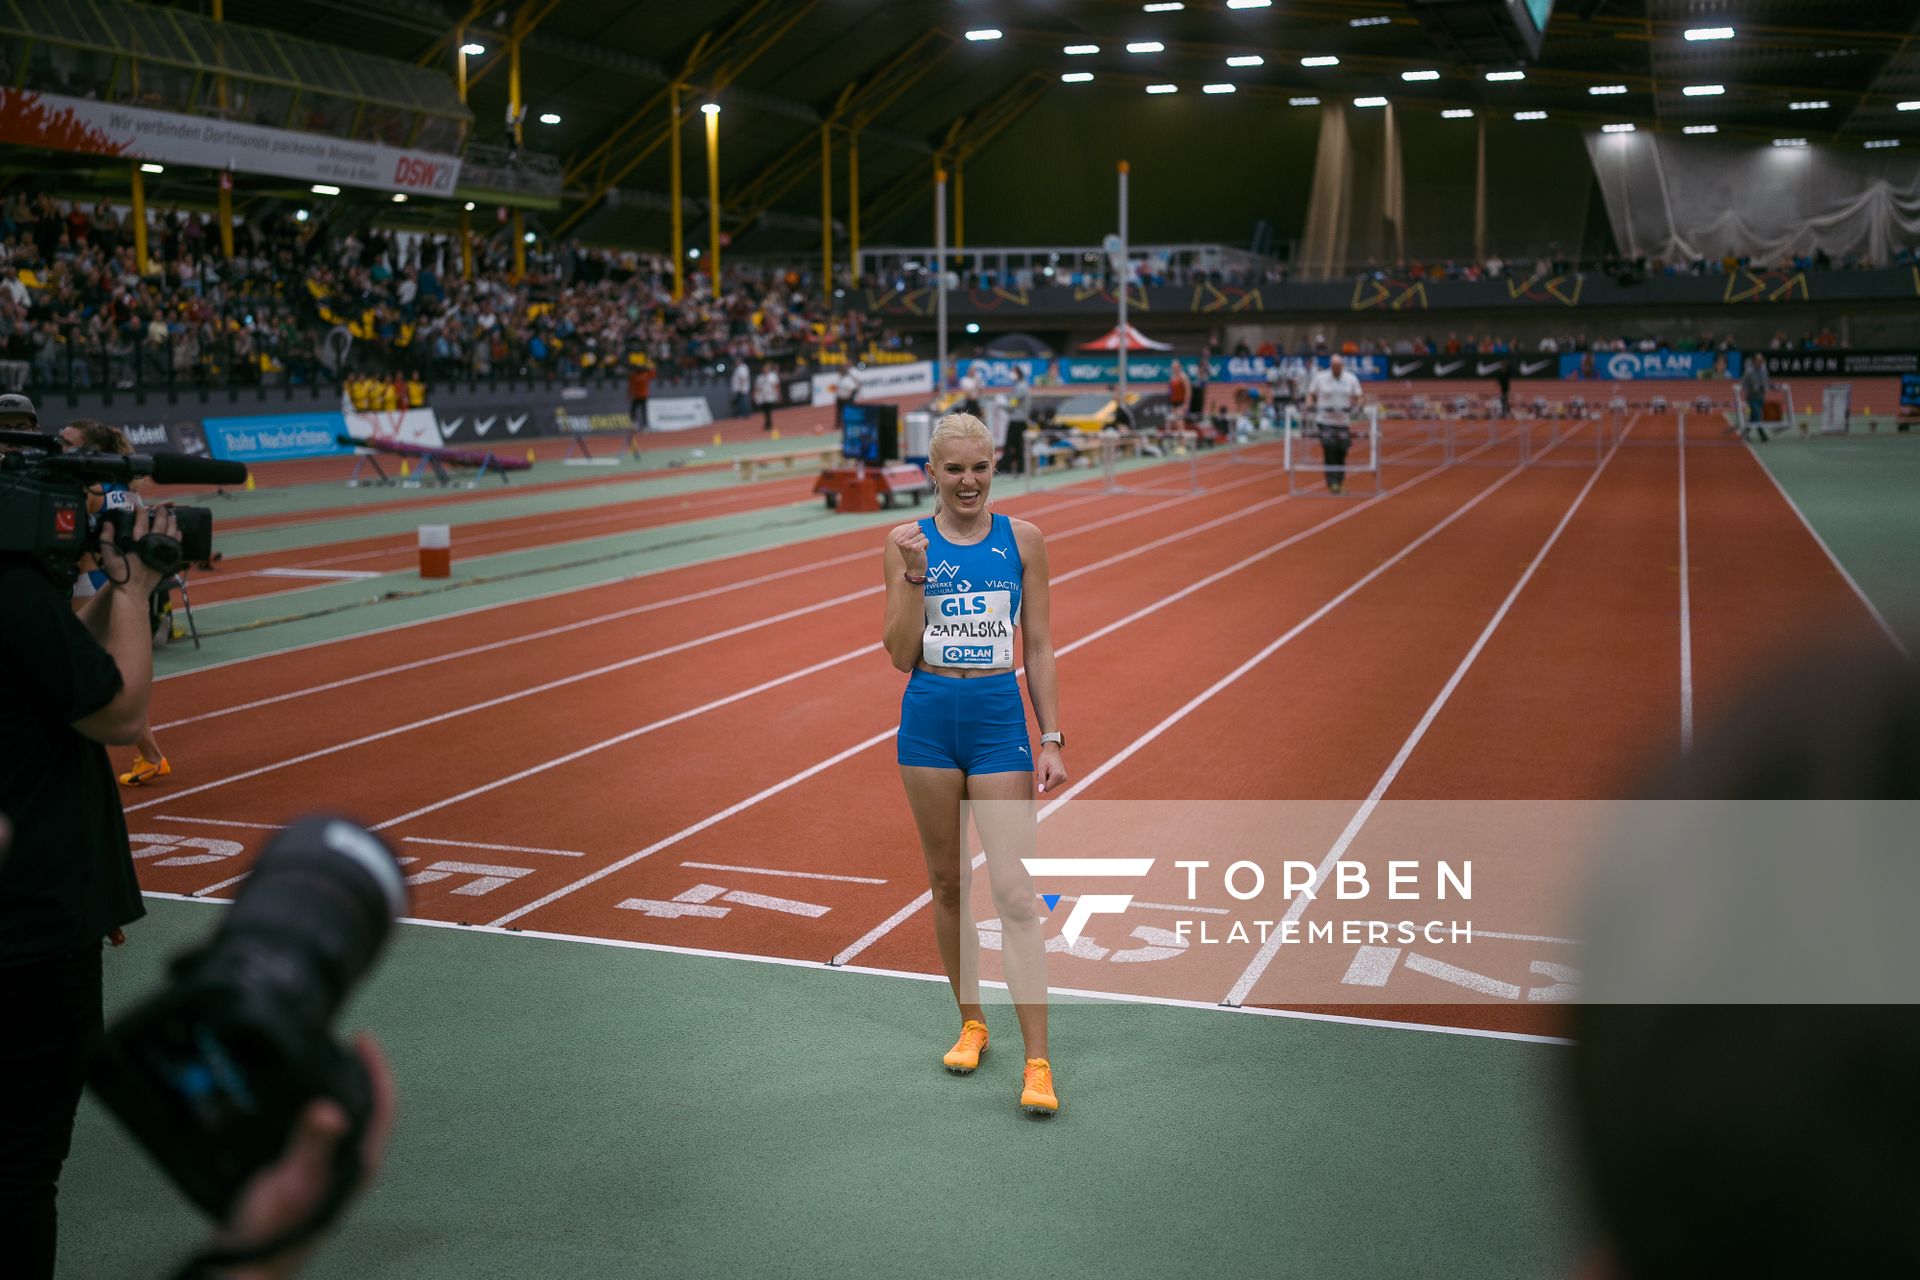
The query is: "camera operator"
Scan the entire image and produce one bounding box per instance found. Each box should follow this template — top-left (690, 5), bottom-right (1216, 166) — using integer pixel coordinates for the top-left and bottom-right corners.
top-left (1, 501), bottom-right (177, 1278)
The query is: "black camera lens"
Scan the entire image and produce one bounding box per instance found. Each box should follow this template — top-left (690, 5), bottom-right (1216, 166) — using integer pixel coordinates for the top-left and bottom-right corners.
top-left (88, 816), bottom-right (407, 1217)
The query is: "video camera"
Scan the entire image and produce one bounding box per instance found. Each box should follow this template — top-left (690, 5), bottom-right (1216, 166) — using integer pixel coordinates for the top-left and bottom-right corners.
top-left (0, 429), bottom-right (246, 584)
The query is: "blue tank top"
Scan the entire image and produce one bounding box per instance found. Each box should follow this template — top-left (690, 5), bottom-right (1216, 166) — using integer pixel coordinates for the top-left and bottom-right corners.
top-left (919, 512), bottom-right (1024, 670)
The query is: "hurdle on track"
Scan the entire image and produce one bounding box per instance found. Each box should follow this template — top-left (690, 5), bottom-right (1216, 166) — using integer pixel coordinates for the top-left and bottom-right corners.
top-left (1282, 404), bottom-right (1384, 496)
top-left (1098, 428), bottom-right (1201, 496)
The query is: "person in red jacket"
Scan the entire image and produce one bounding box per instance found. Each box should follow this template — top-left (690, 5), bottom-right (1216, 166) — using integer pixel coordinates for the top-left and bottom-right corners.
top-left (627, 363), bottom-right (654, 431)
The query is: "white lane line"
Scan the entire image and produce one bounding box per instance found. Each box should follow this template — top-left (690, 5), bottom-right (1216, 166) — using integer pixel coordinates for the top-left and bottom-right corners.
top-left (154, 467), bottom-right (1307, 816)
top-left (680, 861), bottom-right (889, 885)
top-left (403, 836), bottom-right (587, 858)
top-left (193, 870), bottom-right (251, 896)
top-left (364, 648), bottom-right (881, 833)
top-left (1741, 437), bottom-right (1909, 660)
top-left (1678, 415), bottom-right (1695, 752)
top-left (154, 480), bottom-right (1119, 682)
top-left (1220, 416), bottom-right (1633, 1008)
top-left (485, 730), bottom-right (895, 925)
top-left (127, 585), bottom-right (884, 813)
top-left (831, 439), bottom-right (1516, 967)
top-left (480, 453), bottom-right (1465, 929)
top-left (151, 815), bottom-right (285, 830)
top-left (251, 568), bottom-right (386, 580)
top-left (137, 890), bottom-right (1569, 1044)
top-left (155, 472), bottom-right (1265, 730)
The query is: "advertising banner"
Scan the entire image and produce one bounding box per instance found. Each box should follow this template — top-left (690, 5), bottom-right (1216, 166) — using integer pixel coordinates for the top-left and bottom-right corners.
top-left (434, 407), bottom-right (539, 445)
top-left (1057, 355), bottom-right (1185, 385)
top-left (645, 396), bottom-right (715, 431)
top-left (1748, 350), bottom-right (1920, 377)
top-left (1559, 350), bottom-right (1742, 380)
top-left (202, 411), bottom-right (353, 463)
top-left (959, 358), bottom-right (1050, 387)
top-left (0, 87), bottom-right (462, 196)
top-left (111, 418), bottom-right (214, 457)
top-left (342, 406), bottom-right (444, 448)
top-left (810, 361), bottom-right (936, 406)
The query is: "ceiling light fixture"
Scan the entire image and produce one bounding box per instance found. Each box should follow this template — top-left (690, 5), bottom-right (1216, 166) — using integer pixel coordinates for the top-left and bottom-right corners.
top-left (1127, 41), bottom-right (1165, 53)
top-left (1302, 56), bottom-right (1339, 67)
top-left (1772, 137), bottom-right (1808, 147)
top-left (1225, 0), bottom-right (1273, 8)
top-left (538, 112), bottom-right (561, 124)
top-left (139, 162), bottom-right (164, 174)
top-left (1061, 72), bottom-right (1094, 83)
top-left (1682, 84), bottom-right (1725, 97)
top-left (1684, 27), bottom-right (1735, 41)
top-left (1442, 108), bottom-right (1475, 118)
top-left (1789, 101), bottom-right (1829, 111)
top-left (311, 184), bottom-right (340, 195)
top-left (964, 29), bottom-right (1001, 41)
top-left (1064, 44), bottom-right (1099, 55)
top-left (1486, 70), bottom-right (1526, 82)
top-left (1202, 83), bottom-right (1236, 94)
top-left (1350, 15), bottom-right (1392, 27)
top-left (1589, 84), bottom-right (1628, 95)
top-left (1354, 96), bottom-right (1388, 108)
top-left (1402, 70), bottom-right (1440, 81)
top-left (1146, 83), bottom-right (1178, 94)
top-left (1864, 139), bottom-right (1901, 148)
top-left (1290, 96), bottom-right (1320, 106)
top-left (1143, 2), bottom-right (1184, 10)
top-left (1602, 123), bottom-right (1635, 133)
top-left (1683, 124), bottom-right (1718, 134)
top-left (460, 42), bottom-right (485, 56)
top-left (1515, 110), bottom-right (1547, 120)
top-left (1225, 55), bottom-right (1264, 67)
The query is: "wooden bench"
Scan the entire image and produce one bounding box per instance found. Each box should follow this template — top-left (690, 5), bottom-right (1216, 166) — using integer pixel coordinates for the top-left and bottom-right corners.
top-left (735, 443), bottom-right (845, 481)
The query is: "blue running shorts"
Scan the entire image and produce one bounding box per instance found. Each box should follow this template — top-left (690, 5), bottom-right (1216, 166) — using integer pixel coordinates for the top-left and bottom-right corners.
top-left (896, 668), bottom-right (1034, 775)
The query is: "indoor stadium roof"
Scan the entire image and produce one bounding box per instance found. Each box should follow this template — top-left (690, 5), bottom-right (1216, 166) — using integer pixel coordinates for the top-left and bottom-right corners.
top-left (12, 1), bottom-right (1920, 251)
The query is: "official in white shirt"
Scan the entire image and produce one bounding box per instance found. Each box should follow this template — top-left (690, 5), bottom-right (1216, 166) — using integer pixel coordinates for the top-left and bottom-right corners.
top-left (730, 360), bottom-right (752, 419)
top-left (1305, 353), bottom-right (1365, 494)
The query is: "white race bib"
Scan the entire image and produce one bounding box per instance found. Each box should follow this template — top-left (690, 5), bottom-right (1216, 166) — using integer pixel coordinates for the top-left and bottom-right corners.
top-left (922, 590), bottom-right (1015, 669)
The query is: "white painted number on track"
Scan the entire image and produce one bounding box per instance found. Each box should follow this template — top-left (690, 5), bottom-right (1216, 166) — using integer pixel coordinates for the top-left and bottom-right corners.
top-left (615, 883), bottom-right (831, 920)
top-left (975, 917), bottom-right (1189, 964)
top-left (1340, 946), bottom-right (1580, 1001)
top-left (398, 857), bottom-right (534, 896)
top-left (129, 833), bottom-right (246, 867)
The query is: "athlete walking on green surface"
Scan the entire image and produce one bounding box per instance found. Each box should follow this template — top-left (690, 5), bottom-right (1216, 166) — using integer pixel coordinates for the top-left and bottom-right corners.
top-left (882, 413), bottom-right (1067, 1115)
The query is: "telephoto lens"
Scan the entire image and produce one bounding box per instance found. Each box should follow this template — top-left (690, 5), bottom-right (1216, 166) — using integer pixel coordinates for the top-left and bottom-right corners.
top-left (89, 815), bottom-right (408, 1218)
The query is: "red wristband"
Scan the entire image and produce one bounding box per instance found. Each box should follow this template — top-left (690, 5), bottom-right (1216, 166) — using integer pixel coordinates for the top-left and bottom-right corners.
top-left (903, 572), bottom-right (926, 585)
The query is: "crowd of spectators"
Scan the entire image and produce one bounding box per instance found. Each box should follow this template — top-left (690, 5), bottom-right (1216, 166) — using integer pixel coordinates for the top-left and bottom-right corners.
top-left (1222, 326), bottom-right (1850, 359)
top-left (879, 243), bottom-right (1915, 296)
top-left (1, 194), bottom-right (910, 396)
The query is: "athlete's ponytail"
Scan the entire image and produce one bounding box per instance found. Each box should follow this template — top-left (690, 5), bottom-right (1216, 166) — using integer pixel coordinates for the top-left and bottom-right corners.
top-left (927, 412), bottom-right (992, 512)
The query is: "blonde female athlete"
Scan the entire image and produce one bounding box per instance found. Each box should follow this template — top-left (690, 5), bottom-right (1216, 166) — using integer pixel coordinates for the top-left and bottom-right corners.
top-left (882, 413), bottom-right (1068, 1116)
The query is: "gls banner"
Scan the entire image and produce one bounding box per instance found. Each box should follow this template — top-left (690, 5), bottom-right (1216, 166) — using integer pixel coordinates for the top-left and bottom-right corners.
top-left (1559, 351), bottom-right (1742, 380)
